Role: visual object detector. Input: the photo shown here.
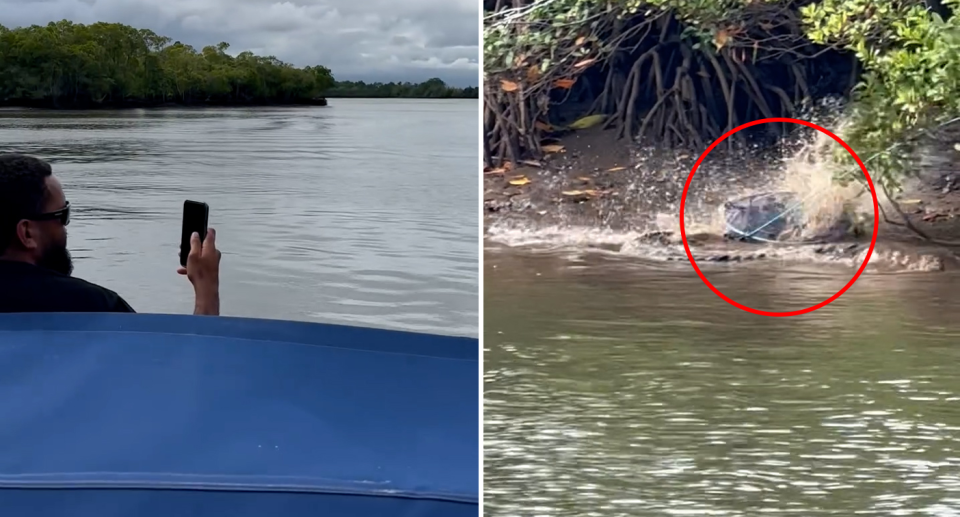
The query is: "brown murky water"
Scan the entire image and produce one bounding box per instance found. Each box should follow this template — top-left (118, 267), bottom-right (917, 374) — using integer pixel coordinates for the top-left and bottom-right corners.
top-left (485, 246), bottom-right (960, 515)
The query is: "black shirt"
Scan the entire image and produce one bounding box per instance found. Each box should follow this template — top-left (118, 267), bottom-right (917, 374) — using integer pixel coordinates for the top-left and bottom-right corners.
top-left (0, 260), bottom-right (135, 313)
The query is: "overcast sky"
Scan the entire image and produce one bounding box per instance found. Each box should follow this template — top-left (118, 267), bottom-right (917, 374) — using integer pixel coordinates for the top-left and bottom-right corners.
top-left (1, 0), bottom-right (480, 86)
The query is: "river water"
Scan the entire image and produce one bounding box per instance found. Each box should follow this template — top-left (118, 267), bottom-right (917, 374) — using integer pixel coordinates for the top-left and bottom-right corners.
top-left (0, 99), bottom-right (478, 336)
top-left (485, 246), bottom-right (960, 515)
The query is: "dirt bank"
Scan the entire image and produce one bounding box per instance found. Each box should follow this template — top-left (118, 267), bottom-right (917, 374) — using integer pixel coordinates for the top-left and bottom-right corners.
top-left (483, 127), bottom-right (960, 271)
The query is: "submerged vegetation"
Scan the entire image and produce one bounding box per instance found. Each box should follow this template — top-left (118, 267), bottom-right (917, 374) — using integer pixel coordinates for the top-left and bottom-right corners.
top-left (483, 0), bottom-right (960, 198)
top-left (0, 20), bottom-right (476, 108)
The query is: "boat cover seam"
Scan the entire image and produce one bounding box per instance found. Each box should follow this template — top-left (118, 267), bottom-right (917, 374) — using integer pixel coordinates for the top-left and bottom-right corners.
top-left (0, 476), bottom-right (477, 504)
top-left (0, 329), bottom-right (475, 362)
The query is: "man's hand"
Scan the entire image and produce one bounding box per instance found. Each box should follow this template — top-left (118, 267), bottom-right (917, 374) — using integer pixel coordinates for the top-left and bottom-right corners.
top-left (177, 227), bottom-right (221, 316)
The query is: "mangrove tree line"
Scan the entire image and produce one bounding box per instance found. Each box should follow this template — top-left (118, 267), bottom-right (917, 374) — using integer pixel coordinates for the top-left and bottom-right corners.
top-left (326, 79), bottom-right (479, 98)
top-left (0, 20), bottom-right (478, 107)
top-left (483, 0), bottom-right (960, 197)
top-left (0, 20), bottom-right (333, 107)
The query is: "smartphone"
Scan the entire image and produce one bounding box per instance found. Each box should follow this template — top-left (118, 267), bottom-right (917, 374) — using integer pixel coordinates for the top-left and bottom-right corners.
top-left (180, 200), bottom-right (209, 267)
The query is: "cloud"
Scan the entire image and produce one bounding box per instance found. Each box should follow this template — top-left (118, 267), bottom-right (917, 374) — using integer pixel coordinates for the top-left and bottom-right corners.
top-left (0, 0), bottom-right (480, 86)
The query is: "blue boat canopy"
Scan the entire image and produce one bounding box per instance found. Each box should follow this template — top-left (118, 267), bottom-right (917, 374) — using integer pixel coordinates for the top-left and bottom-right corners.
top-left (0, 313), bottom-right (479, 517)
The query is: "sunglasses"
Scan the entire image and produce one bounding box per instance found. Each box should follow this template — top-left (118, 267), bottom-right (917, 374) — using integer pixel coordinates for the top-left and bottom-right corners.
top-left (27, 202), bottom-right (71, 226)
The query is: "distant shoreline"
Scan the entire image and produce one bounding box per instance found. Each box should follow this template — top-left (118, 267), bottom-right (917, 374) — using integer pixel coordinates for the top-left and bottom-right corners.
top-left (0, 96), bottom-right (478, 111)
top-left (322, 95), bottom-right (478, 100)
top-left (0, 98), bottom-right (327, 110)
top-left (2, 21), bottom-right (477, 114)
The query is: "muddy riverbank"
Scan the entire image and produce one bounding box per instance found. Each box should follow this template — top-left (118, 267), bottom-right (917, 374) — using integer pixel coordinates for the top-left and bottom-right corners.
top-left (484, 127), bottom-right (960, 271)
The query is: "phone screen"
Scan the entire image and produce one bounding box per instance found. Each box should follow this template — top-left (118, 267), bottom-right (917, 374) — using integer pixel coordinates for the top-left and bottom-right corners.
top-left (180, 200), bottom-right (209, 267)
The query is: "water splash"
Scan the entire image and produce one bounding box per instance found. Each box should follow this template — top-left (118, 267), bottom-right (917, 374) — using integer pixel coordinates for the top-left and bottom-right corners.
top-left (773, 118), bottom-right (872, 240)
top-left (487, 100), bottom-right (877, 265)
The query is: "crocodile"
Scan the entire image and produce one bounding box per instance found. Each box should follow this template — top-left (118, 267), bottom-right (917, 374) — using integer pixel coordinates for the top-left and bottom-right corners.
top-left (722, 191), bottom-right (867, 243)
top-left (630, 230), bottom-right (953, 272)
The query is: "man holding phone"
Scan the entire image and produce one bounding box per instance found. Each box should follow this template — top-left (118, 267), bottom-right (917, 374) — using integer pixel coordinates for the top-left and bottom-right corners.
top-left (0, 153), bottom-right (221, 315)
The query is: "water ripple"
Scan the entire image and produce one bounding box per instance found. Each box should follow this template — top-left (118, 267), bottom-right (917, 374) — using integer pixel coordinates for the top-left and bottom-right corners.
top-left (0, 100), bottom-right (478, 336)
top-left (486, 251), bottom-right (960, 515)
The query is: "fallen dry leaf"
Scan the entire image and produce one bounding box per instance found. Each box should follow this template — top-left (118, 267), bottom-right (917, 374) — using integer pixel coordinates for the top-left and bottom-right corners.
top-left (553, 78), bottom-right (576, 89)
top-left (561, 189), bottom-right (599, 198)
top-left (541, 144), bottom-right (565, 153)
top-left (519, 160), bottom-right (542, 168)
top-left (575, 36), bottom-right (586, 46)
top-left (500, 79), bottom-right (519, 92)
top-left (509, 176), bottom-right (531, 186)
top-left (714, 29), bottom-right (730, 50)
top-left (484, 168), bottom-right (506, 175)
top-left (568, 114), bottom-right (605, 130)
top-left (576, 176), bottom-right (592, 181)
top-left (606, 166), bottom-right (627, 172)
top-left (526, 65), bottom-right (540, 83)
top-left (573, 58), bottom-right (597, 68)
top-left (534, 120), bottom-right (554, 132)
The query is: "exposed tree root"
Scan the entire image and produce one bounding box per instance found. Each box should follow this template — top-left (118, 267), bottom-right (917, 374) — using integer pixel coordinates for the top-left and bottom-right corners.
top-left (483, 3), bottom-right (856, 168)
top-left (878, 183), bottom-right (960, 247)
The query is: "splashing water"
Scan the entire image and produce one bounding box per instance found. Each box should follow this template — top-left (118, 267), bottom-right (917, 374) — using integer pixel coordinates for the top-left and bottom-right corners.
top-left (773, 120), bottom-right (872, 240)
top-left (679, 106), bottom-right (873, 242)
top-left (489, 100), bottom-right (877, 261)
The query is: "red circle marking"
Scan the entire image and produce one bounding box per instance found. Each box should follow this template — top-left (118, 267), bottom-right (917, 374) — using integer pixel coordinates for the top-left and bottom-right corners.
top-left (679, 117), bottom-right (879, 317)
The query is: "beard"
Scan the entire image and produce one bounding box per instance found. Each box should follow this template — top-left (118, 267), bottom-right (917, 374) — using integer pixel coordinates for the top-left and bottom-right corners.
top-left (37, 241), bottom-right (73, 276)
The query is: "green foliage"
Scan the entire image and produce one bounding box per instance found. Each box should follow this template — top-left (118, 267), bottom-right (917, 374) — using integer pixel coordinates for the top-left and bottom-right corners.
top-left (483, 0), bottom-right (768, 78)
top-left (484, 0), bottom-right (640, 78)
top-left (798, 1), bottom-right (950, 191)
top-left (0, 20), bottom-right (335, 106)
top-left (325, 78), bottom-right (478, 99)
top-left (801, 0), bottom-right (960, 192)
top-left (487, 0), bottom-right (960, 193)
